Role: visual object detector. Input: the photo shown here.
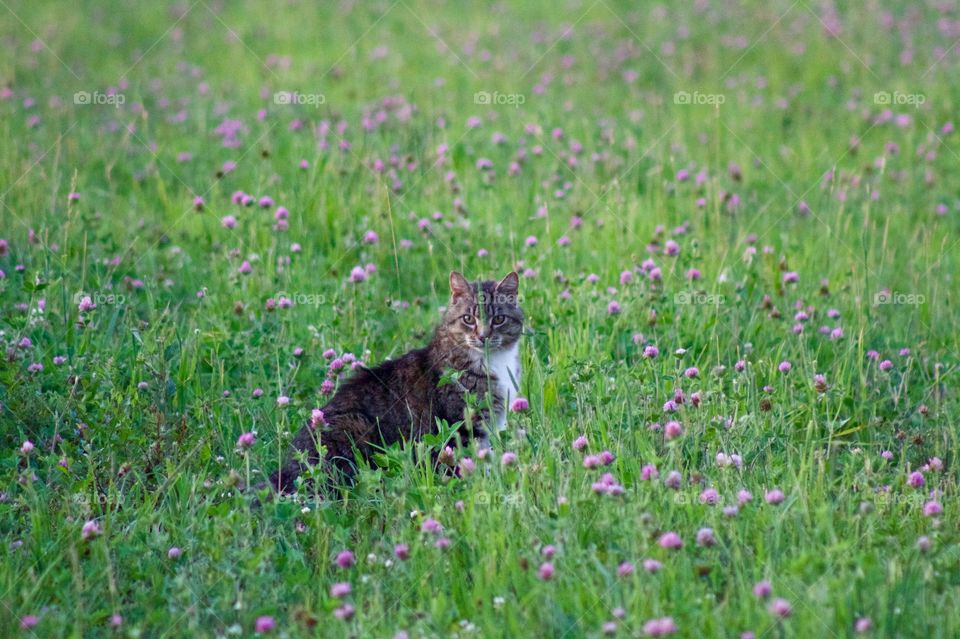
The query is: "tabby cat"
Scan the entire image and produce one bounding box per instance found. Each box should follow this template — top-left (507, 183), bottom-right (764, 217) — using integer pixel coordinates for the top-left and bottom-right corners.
top-left (268, 271), bottom-right (523, 493)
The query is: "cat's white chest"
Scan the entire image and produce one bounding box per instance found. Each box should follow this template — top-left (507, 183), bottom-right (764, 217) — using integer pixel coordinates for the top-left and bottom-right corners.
top-left (488, 343), bottom-right (521, 431)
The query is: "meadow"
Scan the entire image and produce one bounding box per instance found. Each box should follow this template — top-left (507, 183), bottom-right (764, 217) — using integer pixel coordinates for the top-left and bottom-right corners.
top-left (1, 0), bottom-right (959, 636)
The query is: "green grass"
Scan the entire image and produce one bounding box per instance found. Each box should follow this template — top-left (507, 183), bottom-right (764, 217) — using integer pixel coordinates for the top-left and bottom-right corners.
top-left (1, 0), bottom-right (959, 636)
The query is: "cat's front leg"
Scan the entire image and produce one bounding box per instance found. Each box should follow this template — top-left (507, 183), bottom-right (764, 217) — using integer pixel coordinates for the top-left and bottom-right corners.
top-left (436, 371), bottom-right (496, 449)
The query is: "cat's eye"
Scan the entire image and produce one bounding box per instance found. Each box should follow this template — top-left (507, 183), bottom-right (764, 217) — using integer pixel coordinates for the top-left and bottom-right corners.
top-left (492, 315), bottom-right (506, 325)
top-left (461, 314), bottom-right (476, 326)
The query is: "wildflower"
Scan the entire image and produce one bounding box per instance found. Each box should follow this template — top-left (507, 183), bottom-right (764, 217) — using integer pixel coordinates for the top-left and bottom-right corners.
top-left (753, 581), bottom-right (772, 598)
top-left (642, 617), bottom-right (677, 636)
top-left (813, 374), bottom-right (828, 393)
top-left (572, 435), bottom-right (588, 450)
top-left (583, 454), bottom-right (602, 469)
top-left (334, 604), bottom-right (355, 620)
top-left (331, 582), bottom-right (351, 598)
top-left (643, 345), bottom-right (659, 358)
top-left (421, 518), bottom-right (442, 534)
top-left (276, 395), bottom-right (290, 407)
top-left (81, 520), bottom-right (102, 540)
top-left (778, 361), bottom-right (792, 373)
top-left (641, 464), bottom-right (658, 480)
top-left (110, 613), bottom-right (123, 628)
top-left (700, 488), bottom-right (720, 505)
top-left (608, 301), bottom-right (621, 315)
top-left (716, 452), bottom-right (742, 468)
top-left (168, 547), bottom-right (182, 559)
top-left (394, 544), bottom-right (410, 560)
top-left (907, 471), bottom-right (925, 488)
top-left (510, 397), bottom-right (529, 412)
top-left (855, 618), bottom-right (872, 633)
top-left (923, 501), bottom-right (942, 517)
top-left (349, 266), bottom-right (367, 282)
top-left (664, 421), bottom-right (683, 440)
top-left (456, 456), bottom-right (476, 475)
top-left (737, 490), bottom-right (753, 505)
top-left (501, 451), bottom-right (518, 466)
top-left (335, 550), bottom-right (355, 568)
top-left (592, 473), bottom-right (625, 496)
top-left (643, 559), bottom-right (662, 572)
top-left (537, 562), bottom-right (555, 580)
top-left (237, 432), bottom-right (255, 449)
top-left (78, 295), bottom-right (97, 312)
top-left (768, 598), bottom-right (792, 618)
top-left (917, 536), bottom-right (931, 552)
top-left (658, 532), bottom-right (682, 549)
top-left (20, 440), bottom-right (34, 455)
top-left (696, 528), bottom-right (716, 547)
top-left (617, 561), bottom-right (634, 577)
top-left (20, 615), bottom-right (39, 630)
top-left (765, 489), bottom-right (785, 505)
top-left (254, 616), bottom-right (276, 633)
top-left (664, 471), bottom-right (682, 489)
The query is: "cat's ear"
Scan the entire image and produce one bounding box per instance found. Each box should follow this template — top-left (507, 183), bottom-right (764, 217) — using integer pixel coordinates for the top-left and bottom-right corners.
top-left (496, 271), bottom-right (520, 300)
top-left (449, 271), bottom-right (472, 300)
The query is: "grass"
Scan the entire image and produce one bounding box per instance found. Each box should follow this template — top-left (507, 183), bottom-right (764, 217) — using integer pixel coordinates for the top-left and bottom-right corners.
top-left (1, 0), bottom-right (959, 636)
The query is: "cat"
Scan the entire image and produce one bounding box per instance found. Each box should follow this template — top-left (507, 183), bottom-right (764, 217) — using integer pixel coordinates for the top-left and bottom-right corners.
top-left (267, 271), bottom-right (523, 493)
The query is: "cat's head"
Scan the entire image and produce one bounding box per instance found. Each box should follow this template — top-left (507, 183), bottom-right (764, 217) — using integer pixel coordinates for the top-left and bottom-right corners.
top-left (441, 271), bottom-right (523, 353)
